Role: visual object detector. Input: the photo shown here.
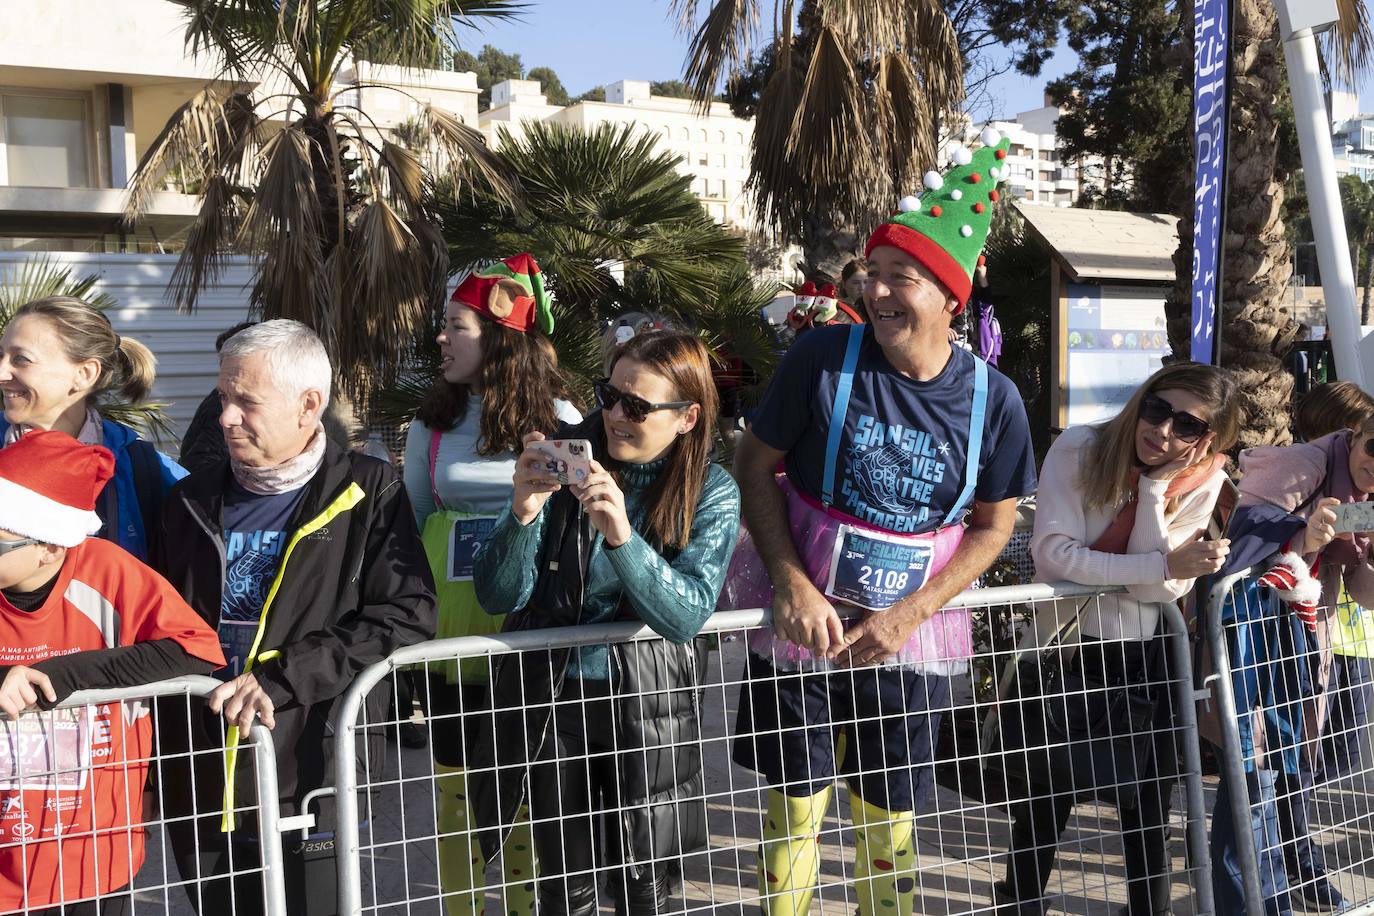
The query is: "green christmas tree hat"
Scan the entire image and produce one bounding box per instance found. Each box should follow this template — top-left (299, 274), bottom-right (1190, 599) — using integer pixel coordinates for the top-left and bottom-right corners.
top-left (864, 126), bottom-right (1010, 310)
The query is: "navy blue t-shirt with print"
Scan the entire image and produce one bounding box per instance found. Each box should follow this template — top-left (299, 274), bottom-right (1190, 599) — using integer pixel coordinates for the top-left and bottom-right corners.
top-left (218, 481), bottom-right (307, 679)
top-left (751, 324), bottom-right (1037, 535)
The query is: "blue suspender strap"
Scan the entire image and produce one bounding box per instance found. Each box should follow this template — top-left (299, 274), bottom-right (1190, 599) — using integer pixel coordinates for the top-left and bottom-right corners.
top-left (821, 324), bottom-right (866, 508)
top-left (944, 356), bottom-right (989, 525)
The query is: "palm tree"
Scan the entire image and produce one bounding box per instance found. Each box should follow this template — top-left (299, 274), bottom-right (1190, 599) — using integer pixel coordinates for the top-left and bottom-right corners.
top-left (672, 0), bottom-right (965, 280)
top-left (372, 120), bottom-right (782, 426)
top-left (1165, 0), bottom-right (1369, 449)
top-left (123, 0), bottom-right (520, 408)
top-left (0, 258), bottom-right (172, 441)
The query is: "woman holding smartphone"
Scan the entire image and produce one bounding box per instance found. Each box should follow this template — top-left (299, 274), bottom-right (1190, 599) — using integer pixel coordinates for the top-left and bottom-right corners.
top-left (402, 254), bottom-right (580, 916)
top-left (472, 330), bottom-right (740, 916)
top-left (997, 362), bottom-right (1240, 914)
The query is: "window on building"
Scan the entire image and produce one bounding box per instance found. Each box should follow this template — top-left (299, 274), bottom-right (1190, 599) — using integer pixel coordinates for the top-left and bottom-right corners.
top-left (679, 127), bottom-right (690, 141)
top-left (714, 153), bottom-right (725, 167)
top-left (698, 129), bottom-right (708, 142)
top-left (1039, 170), bottom-right (1053, 181)
top-left (735, 132), bottom-right (744, 145)
top-left (717, 130), bottom-right (726, 144)
top-left (0, 93), bottom-right (90, 188)
top-left (698, 154), bottom-right (708, 166)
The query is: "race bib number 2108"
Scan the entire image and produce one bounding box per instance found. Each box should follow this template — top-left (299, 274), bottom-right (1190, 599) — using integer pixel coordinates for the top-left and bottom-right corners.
top-left (824, 525), bottom-right (934, 612)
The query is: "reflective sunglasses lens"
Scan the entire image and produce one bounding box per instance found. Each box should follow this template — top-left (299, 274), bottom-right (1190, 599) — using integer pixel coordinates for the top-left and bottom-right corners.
top-left (620, 394), bottom-right (649, 423)
top-left (1173, 414), bottom-right (1209, 442)
top-left (1139, 395), bottom-right (1171, 425)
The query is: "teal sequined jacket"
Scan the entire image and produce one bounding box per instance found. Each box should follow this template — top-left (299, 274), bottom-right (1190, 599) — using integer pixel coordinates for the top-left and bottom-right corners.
top-left (473, 457), bottom-right (741, 679)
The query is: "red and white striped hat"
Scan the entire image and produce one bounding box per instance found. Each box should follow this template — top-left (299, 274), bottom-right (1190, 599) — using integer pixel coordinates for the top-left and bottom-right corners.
top-left (0, 430), bottom-right (114, 547)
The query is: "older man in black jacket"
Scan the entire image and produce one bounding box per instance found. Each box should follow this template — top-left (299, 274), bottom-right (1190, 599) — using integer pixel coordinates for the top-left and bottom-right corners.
top-left (154, 319), bottom-right (436, 916)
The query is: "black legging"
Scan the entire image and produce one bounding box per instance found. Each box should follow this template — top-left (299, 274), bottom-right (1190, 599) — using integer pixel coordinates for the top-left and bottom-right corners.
top-left (527, 679), bottom-right (670, 916)
top-left (1001, 637), bottom-right (1177, 915)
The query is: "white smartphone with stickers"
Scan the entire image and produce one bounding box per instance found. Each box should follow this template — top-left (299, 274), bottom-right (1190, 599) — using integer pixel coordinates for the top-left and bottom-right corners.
top-left (1333, 500), bottom-right (1374, 535)
top-left (529, 438), bottom-right (594, 487)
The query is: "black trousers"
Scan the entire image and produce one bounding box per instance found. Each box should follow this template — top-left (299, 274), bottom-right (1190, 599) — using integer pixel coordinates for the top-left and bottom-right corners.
top-left (1001, 637), bottom-right (1177, 915)
top-left (164, 815), bottom-right (339, 916)
top-left (527, 679), bottom-right (670, 916)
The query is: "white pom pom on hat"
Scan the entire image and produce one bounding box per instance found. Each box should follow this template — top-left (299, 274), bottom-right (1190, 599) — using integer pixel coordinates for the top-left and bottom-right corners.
top-left (922, 170), bottom-right (944, 191)
top-left (980, 126), bottom-right (1003, 147)
top-left (950, 145), bottom-right (973, 166)
top-left (898, 195), bottom-right (921, 213)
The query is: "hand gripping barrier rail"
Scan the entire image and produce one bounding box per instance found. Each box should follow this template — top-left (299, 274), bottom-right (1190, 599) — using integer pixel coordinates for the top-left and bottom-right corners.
top-left (0, 675), bottom-right (286, 916)
top-left (331, 582), bottom-right (1216, 916)
top-left (1204, 569), bottom-right (1374, 916)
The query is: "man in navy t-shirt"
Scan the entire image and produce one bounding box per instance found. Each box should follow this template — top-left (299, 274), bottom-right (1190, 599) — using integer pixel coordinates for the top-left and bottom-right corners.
top-left (731, 132), bottom-right (1037, 916)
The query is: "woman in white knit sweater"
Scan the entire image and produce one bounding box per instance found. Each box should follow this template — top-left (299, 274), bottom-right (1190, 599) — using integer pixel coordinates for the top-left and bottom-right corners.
top-left (996, 362), bottom-right (1241, 915)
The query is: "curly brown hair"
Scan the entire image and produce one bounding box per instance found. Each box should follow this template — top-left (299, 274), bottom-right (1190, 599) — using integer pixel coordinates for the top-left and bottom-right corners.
top-left (415, 318), bottom-right (566, 456)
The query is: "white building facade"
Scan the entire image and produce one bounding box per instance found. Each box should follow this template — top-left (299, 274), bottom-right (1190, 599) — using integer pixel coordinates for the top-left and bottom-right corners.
top-left (482, 79), bottom-right (757, 229)
top-left (944, 104), bottom-right (1102, 208)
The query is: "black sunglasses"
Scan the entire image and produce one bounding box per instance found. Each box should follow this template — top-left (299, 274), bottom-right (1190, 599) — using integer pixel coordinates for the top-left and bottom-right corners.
top-left (594, 380), bottom-right (692, 424)
top-left (1139, 393), bottom-right (1210, 443)
top-left (0, 537), bottom-right (41, 557)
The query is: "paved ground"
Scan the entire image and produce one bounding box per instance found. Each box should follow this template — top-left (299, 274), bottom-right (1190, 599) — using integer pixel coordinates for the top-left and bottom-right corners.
top-left (124, 638), bottom-right (1374, 914)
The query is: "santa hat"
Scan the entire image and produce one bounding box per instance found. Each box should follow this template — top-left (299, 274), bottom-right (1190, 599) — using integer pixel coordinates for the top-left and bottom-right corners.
top-left (865, 126), bottom-right (1009, 313)
top-left (451, 253), bottom-right (555, 335)
top-left (812, 284), bottom-right (839, 322)
top-left (1257, 552), bottom-right (1323, 632)
top-left (0, 430), bottom-right (113, 547)
top-left (794, 281), bottom-right (817, 310)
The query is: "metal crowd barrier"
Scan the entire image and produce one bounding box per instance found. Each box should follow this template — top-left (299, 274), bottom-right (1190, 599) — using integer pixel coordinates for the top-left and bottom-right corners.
top-left (0, 675), bottom-right (285, 916)
top-left (1206, 569), bottom-right (1374, 916)
top-left (332, 583), bottom-right (1216, 916)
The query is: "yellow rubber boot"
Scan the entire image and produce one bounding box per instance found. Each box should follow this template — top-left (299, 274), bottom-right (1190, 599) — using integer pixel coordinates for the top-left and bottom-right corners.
top-left (435, 764), bottom-right (487, 916)
top-left (495, 806), bottom-right (536, 915)
top-left (851, 794), bottom-right (916, 916)
top-left (758, 786), bottom-right (834, 915)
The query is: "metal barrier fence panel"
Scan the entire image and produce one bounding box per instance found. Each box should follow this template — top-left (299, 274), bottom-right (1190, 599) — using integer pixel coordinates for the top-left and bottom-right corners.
top-left (333, 584), bottom-right (1214, 916)
top-left (0, 676), bottom-right (285, 916)
top-left (1206, 570), bottom-right (1374, 916)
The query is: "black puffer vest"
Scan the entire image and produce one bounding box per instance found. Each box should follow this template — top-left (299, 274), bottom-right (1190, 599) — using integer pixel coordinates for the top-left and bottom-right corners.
top-left (469, 414), bottom-right (708, 875)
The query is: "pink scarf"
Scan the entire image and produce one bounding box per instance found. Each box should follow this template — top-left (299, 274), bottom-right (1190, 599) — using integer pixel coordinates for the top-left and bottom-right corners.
top-left (231, 424), bottom-right (326, 496)
top-left (1091, 454), bottom-right (1227, 554)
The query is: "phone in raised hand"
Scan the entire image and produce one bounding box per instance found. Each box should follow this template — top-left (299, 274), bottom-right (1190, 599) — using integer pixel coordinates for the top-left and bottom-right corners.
top-left (1208, 478), bottom-right (1240, 542)
top-left (1332, 500), bottom-right (1374, 536)
top-left (528, 438), bottom-right (594, 487)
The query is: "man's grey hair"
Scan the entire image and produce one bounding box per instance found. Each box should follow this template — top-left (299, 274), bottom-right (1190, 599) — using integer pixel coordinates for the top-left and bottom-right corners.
top-left (219, 319), bottom-right (332, 410)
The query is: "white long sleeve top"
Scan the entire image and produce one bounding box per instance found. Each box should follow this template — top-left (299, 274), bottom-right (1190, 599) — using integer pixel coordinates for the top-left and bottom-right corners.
top-left (1030, 424), bottom-right (1226, 640)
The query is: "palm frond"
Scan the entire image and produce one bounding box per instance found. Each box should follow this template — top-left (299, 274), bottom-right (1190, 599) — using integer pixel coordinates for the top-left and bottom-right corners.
top-left (0, 257), bottom-right (117, 323)
top-left (749, 37), bottom-right (807, 230)
top-left (167, 175), bottom-right (244, 312)
top-left (682, 0), bottom-right (760, 103)
top-left (1325, 0), bottom-right (1373, 89)
top-left (124, 90), bottom-right (258, 222)
top-left (417, 103), bottom-right (518, 208)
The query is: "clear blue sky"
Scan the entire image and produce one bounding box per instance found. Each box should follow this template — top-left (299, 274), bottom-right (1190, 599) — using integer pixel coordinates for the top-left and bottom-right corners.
top-left (459, 0), bottom-right (1077, 118)
top-left (462, 3), bottom-right (1374, 119)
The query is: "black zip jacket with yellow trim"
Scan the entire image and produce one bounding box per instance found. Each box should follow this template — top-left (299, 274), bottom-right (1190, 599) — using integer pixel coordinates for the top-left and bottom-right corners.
top-left (152, 440), bottom-right (437, 814)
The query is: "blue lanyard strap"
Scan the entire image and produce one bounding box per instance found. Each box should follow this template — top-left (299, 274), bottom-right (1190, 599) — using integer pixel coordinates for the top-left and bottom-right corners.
top-left (943, 356), bottom-right (988, 525)
top-left (821, 324), bottom-right (866, 507)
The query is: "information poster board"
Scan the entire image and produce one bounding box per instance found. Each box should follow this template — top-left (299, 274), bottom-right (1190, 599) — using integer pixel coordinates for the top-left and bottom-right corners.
top-left (1065, 283), bottom-right (1170, 426)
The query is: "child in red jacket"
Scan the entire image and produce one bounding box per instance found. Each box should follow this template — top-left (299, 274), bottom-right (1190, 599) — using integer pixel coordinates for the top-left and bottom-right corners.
top-left (0, 430), bottom-right (224, 914)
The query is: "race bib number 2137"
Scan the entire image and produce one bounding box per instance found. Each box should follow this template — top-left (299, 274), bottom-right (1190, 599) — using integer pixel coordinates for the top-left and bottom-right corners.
top-left (824, 525), bottom-right (934, 612)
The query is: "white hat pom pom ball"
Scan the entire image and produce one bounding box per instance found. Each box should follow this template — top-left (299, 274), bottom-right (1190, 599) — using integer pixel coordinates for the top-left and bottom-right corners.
top-left (980, 126), bottom-right (1003, 148)
top-left (950, 145), bottom-right (973, 166)
top-left (922, 170), bottom-right (943, 191)
top-left (897, 195), bottom-right (921, 213)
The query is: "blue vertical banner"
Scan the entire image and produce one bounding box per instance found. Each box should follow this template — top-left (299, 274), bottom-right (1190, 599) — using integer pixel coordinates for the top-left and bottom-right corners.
top-left (1190, 0), bottom-right (1232, 364)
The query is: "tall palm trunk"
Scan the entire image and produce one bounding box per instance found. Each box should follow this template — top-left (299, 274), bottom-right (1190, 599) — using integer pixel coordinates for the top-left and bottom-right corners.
top-left (801, 211), bottom-right (862, 283)
top-left (1166, 0), bottom-right (1295, 449)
